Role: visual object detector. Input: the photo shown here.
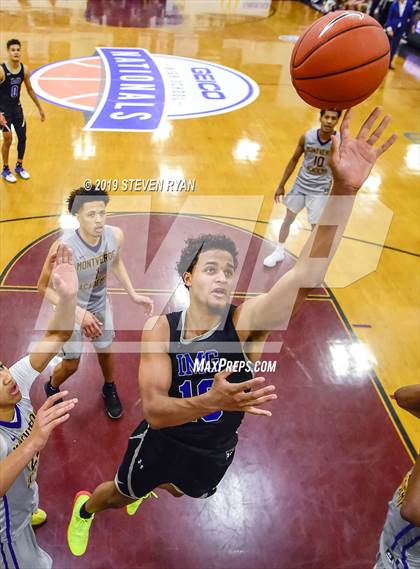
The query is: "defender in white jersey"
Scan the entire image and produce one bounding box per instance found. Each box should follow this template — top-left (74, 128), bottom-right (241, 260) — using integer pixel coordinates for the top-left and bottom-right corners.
top-left (37, 187), bottom-right (153, 419)
top-left (263, 109), bottom-right (341, 268)
top-left (0, 243), bottom-right (78, 568)
top-left (374, 384), bottom-right (420, 569)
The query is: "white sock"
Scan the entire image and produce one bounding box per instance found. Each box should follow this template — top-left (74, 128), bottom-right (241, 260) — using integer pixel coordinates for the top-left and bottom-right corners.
top-left (276, 243), bottom-right (285, 252)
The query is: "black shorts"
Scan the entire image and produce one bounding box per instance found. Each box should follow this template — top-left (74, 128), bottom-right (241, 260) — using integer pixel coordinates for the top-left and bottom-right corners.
top-left (115, 420), bottom-right (237, 500)
top-left (0, 104), bottom-right (24, 132)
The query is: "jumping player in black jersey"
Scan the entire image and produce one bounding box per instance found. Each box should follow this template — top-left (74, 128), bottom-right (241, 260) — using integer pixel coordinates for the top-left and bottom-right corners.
top-left (66, 108), bottom-right (396, 557)
top-left (0, 38), bottom-right (45, 184)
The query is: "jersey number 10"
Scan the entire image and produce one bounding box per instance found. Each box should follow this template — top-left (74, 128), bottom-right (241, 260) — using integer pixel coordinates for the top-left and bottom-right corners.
top-left (313, 156), bottom-right (325, 167)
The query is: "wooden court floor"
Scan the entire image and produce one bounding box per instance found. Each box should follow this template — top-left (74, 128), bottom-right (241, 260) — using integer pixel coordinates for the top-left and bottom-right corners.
top-left (0, 1), bottom-right (419, 568)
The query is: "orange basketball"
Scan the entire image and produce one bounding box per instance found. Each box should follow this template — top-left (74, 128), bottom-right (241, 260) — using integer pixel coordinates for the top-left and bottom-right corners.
top-left (290, 11), bottom-right (390, 109)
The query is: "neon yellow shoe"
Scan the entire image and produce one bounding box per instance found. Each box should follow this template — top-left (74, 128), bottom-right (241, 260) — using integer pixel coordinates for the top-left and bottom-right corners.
top-left (126, 491), bottom-right (158, 516)
top-left (67, 491), bottom-right (94, 556)
top-left (31, 508), bottom-right (47, 527)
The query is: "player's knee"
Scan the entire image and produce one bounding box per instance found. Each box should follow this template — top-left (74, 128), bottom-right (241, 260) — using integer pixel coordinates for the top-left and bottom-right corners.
top-left (284, 213), bottom-right (296, 226)
top-left (63, 358), bottom-right (80, 374)
top-left (2, 132), bottom-right (12, 146)
top-left (107, 491), bottom-right (131, 509)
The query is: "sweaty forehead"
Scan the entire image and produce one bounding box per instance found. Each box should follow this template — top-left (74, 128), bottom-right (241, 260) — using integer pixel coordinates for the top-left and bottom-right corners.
top-left (197, 249), bottom-right (235, 267)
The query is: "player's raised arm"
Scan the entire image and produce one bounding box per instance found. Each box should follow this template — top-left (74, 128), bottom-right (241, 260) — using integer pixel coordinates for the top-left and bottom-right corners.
top-left (37, 240), bottom-right (102, 338)
top-left (37, 240), bottom-right (60, 301)
top-left (30, 243), bottom-right (78, 372)
top-left (236, 107), bottom-right (397, 333)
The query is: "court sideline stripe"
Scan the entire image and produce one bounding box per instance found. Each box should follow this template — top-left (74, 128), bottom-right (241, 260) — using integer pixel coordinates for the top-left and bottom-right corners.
top-left (327, 287), bottom-right (417, 461)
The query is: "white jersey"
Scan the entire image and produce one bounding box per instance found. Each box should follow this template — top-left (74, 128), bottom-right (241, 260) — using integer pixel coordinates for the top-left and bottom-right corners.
top-left (293, 128), bottom-right (337, 195)
top-left (0, 357), bottom-right (39, 543)
top-left (61, 225), bottom-right (119, 313)
top-left (379, 471), bottom-right (420, 568)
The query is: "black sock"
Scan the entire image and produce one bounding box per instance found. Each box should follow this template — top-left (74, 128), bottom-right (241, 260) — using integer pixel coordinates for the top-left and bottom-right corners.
top-left (48, 378), bottom-right (60, 392)
top-left (103, 381), bottom-right (114, 390)
top-left (79, 503), bottom-right (93, 519)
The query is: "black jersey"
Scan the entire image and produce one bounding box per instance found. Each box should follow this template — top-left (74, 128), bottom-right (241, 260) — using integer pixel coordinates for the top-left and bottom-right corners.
top-left (0, 63), bottom-right (24, 110)
top-left (161, 305), bottom-right (254, 451)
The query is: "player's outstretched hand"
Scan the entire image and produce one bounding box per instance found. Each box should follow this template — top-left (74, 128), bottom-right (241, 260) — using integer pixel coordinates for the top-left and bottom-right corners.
top-left (51, 243), bottom-right (78, 300)
top-left (131, 293), bottom-right (154, 316)
top-left (209, 370), bottom-right (277, 417)
top-left (81, 310), bottom-right (103, 339)
top-left (29, 392), bottom-right (78, 451)
top-left (330, 107), bottom-right (397, 193)
top-left (0, 112), bottom-right (7, 128)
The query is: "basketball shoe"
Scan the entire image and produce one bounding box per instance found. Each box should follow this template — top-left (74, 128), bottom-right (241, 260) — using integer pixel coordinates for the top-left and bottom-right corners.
top-left (263, 244), bottom-right (285, 267)
top-left (2, 166), bottom-right (16, 183)
top-left (15, 163), bottom-right (30, 179)
top-left (67, 491), bottom-right (94, 556)
top-left (103, 382), bottom-right (123, 419)
top-left (31, 508), bottom-right (47, 527)
top-left (126, 491), bottom-right (158, 516)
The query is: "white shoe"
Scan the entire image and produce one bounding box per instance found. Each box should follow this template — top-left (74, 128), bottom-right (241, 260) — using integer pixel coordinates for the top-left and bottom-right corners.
top-left (2, 167), bottom-right (16, 183)
top-left (263, 246), bottom-right (285, 268)
top-left (15, 164), bottom-right (30, 179)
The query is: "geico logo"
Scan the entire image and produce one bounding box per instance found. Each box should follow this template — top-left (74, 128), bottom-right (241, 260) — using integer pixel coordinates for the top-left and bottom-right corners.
top-left (191, 67), bottom-right (226, 100)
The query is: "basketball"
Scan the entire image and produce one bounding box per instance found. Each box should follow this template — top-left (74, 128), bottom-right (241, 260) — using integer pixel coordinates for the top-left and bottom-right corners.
top-left (290, 11), bottom-right (390, 109)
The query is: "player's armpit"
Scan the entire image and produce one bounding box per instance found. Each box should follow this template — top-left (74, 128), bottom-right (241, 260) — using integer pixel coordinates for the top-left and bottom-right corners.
top-left (234, 267), bottom-right (306, 333)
